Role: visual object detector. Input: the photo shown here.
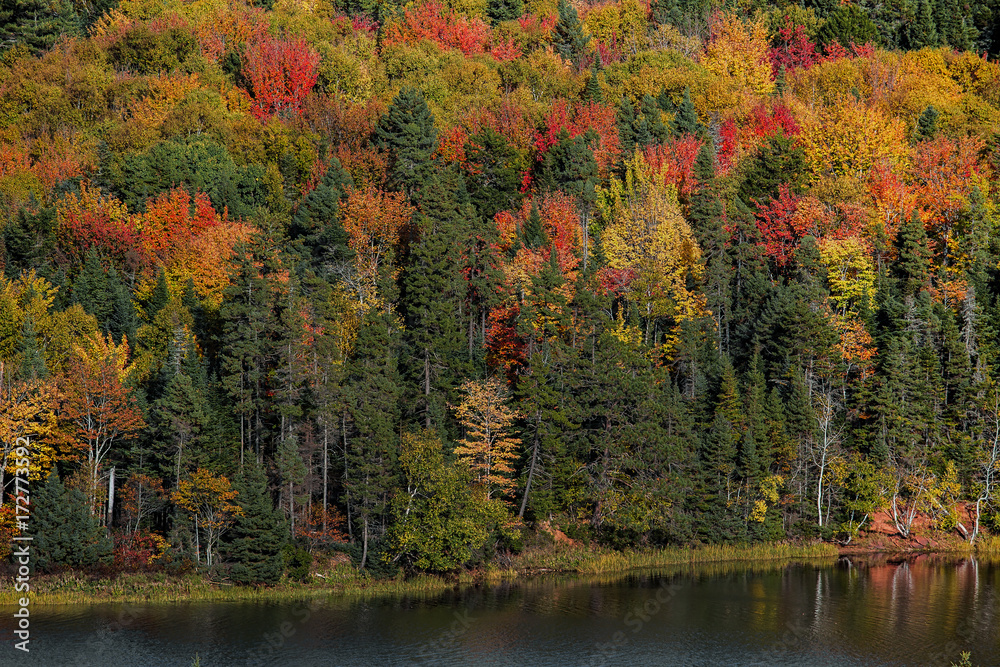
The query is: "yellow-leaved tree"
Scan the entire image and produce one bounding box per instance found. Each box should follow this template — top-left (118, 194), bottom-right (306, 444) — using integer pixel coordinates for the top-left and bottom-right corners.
top-left (597, 151), bottom-right (706, 348)
top-left (453, 377), bottom-right (521, 501)
top-left (701, 12), bottom-right (774, 104)
top-left (172, 468), bottom-right (243, 567)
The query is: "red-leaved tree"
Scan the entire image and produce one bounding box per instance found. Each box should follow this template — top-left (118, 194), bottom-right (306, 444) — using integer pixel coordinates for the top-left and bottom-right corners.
top-left (242, 37), bottom-right (320, 120)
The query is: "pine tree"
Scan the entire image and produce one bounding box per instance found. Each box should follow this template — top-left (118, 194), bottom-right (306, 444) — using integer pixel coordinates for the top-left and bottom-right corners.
top-left (375, 87), bottom-right (438, 197)
top-left (553, 0), bottom-right (591, 67)
top-left (223, 460), bottom-right (287, 585)
top-left (486, 0), bottom-right (522, 24)
top-left (31, 470), bottom-right (111, 572)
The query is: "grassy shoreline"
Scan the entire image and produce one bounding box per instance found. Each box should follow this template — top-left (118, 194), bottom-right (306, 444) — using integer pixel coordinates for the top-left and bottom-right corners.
top-left (1, 541), bottom-right (841, 605)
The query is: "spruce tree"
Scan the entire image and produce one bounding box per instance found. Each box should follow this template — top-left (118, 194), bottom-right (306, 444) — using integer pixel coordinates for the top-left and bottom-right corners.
top-left (400, 167), bottom-right (475, 432)
top-left (737, 133), bottom-right (808, 204)
top-left (224, 460), bottom-right (286, 585)
top-left (893, 210), bottom-right (932, 298)
top-left (341, 274), bottom-right (402, 569)
top-left (31, 470), bottom-right (111, 572)
top-left (17, 314), bottom-right (47, 380)
top-left (908, 0), bottom-right (939, 48)
top-left (688, 141), bottom-right (730, 350)
top-left (616, 96), bottom-right (638, 157)
top-left (640, 94), bottom-right (669, 143)
top-left (519, 201), bottom-right (546, 250)
top-left (538, 129), bottom-right (599, 207)
top-left (464, 128), bottom-right (524, 221)
top-left (3, 206), bottom-right (56, 279)
top-left (915, 104), bottom-right (939, 141)
top-left (584, 63), bottom-right (603, 102)
top-left (375, 87), bottom-right (438, 197)
top-left (289, 158), bottom-right (354, 276)
top-left (486, 0), bottom-right (522, 24)
top-left (817, 3), bottom-right (879, 48)
top-left (553, 0), bottom-right (591, 67)
top-left (671, 87), bottom-right (702, 137)
top-left (0, 0), bottom-right (81, 55)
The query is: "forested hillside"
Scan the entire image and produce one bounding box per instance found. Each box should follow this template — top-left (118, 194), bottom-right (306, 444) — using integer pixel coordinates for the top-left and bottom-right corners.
top-left (3, 0), bottom-right (1000, 579)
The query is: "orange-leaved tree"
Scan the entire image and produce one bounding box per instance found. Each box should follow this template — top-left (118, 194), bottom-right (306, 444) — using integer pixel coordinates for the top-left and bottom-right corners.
top-left (56, 332), bottom-right (145, 516)
top-left (453, 377), bottom-right (521, 500)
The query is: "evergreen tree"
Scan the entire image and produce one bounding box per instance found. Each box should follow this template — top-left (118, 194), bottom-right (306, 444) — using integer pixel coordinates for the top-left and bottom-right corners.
top-left (486, 0), bottom-right (522, 24)
top-left (3, 206), bottom-right (56, 279)
top-left (17, 314), bottom-right (47, 380)
top-left (224, 460), bottom-right (287, 585)
top-left (737, 133), bottom-right (808, 204)
top-left (616, 96), bottom-right (638, 157)
top-left (519, 201), bottom-right (546, 250)
top-left (0, 0), bottom-right (81, 55)
top-left (538, 129), bottom-right (599, 207)
top-left (341, 270), bottom-right (403, 569)
top-left (375, 87), bottom-right (438, 197)
top-left (915, 104), bottom-right (939, 141)
top-left (31, 470), bottom-right (111, 572)
top-left (584, 63), bottom-right (603, 102)
top-left (640, 94), bottom-right (669, 143)
top-left (908, 0), bottom-right (939, 48)
top-left (650, 0), bottom-right (681, 27)
top-left (553, 0), bottom-right (591, 66)
top-left (671, 87), bottom-right (702, 137)
top-left (688, 142), bottom-right (730, 350)
top-left (71, 250), bottom-right (137, 344)
top-left (400, 167), bottom-right (475, 432)
top-left (893, 210), bottom-right (932, 298)
top-left (221, 236), bottom-right (283, 461)
top-left (464, 128), bottom-right (524, 221)
top-left (817, 3), bottom-right (880, 48)
top-left (289, 158), bottom-right (354, 277)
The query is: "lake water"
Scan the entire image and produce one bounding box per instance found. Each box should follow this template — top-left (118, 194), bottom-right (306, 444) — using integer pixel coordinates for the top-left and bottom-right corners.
top-left (5, 555), bottom-right (996, 666)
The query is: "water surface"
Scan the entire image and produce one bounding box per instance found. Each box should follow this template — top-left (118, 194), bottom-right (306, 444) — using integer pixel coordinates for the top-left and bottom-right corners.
top-left (5, 555), bottom-right (995, 666)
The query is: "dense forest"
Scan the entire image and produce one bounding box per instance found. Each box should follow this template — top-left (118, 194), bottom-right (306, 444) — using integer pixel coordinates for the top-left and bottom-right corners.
top-left (3, 0), bottom-right (1000, 582)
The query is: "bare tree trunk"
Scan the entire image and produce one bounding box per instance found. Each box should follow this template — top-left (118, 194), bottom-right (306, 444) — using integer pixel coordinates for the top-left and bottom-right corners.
top-left (519, 417), bottom-right (541, 520)
top-left (106, 467), bottom-right (115, 536)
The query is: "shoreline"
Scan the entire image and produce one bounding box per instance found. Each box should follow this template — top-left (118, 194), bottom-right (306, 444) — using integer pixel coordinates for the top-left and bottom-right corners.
top-left (1, 541), bottom-right (835, 606)
top-left (5, 536), bottom-right (995, 606)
